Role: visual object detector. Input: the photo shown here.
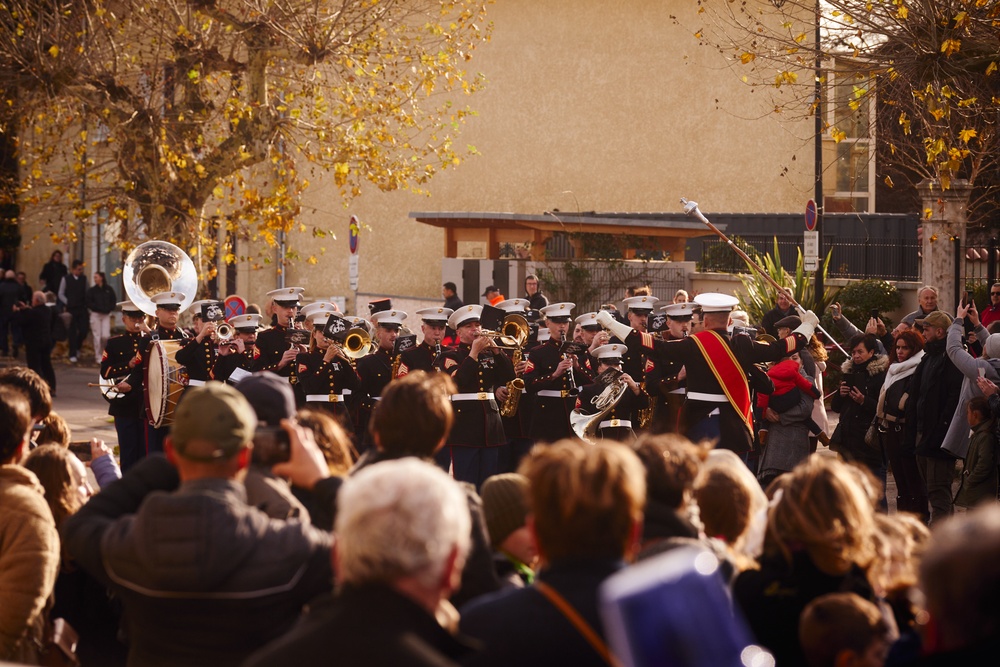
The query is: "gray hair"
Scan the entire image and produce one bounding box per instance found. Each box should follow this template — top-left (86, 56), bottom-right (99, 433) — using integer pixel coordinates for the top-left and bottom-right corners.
top-left (336, 459), bottom-right (471, 588)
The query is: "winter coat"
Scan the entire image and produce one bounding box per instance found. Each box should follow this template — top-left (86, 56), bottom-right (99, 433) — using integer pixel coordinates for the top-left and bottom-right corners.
top-left (942, 320), bottom-right (1000, 458)
top-left (759, 391), bottom-right (815, 479)
top-left (85, 283), bottom-right (117, 315)
top-left (0, 465), bottom-right (61, 664)
top-left (62, 455), bottom-right (333, 667)
top-left (243, 584), bottom-right (475, 667)
top-left (831, 354), bottom-right (889, 469)
top-left (876, 350), bottom-right (925, 425)
top-left (953, 418), bottom-right (998, 508)
top-left (906, 337), bottom-right (965, 460)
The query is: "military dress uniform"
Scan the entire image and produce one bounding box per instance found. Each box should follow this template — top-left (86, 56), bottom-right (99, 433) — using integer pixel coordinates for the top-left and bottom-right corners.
top-left (140, 292), bottom-right (190, 455)
top-left (597, 294), bottom-right (816, 453)
top-left (175, 337), bottom-right (215, 388)
top-left (355, 309), bottom-right (408, 452)
top-left (433, 305), bottom-right (516, 489)
top-left (574, 344), bottom-right (648, 442)
top-left (211, 313), bottom-right (262, 385)
top-left (644, 303), bottom-right (694, 434)
top-left (101, 301), bottom-right (147, 472)
top-left (253, 287), bottom-right (307, 404)
top-left (298, 309), bottom-right (361, 433)
top-left (523, 303), bottom-right (593, 444)
top-left (395, 307), bottom-right (453, 378)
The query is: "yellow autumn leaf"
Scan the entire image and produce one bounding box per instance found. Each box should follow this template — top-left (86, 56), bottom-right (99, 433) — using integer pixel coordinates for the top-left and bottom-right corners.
top-left (959, 128), bottom-right (977, 143)
top-left (884, 175), bottom-right (894, 188)
top-left (48, 45), bottom-right (59, 57)
top-left (897, 6), bottom-right (907, 19)
top-left (940, 39), bottom-right (961, 57)
top-left (831, 128), bottom-right (847, 143)
top-left (740, 52), bottom-right (756, 64)
top-left (987, 62), bottom-right (998, 76)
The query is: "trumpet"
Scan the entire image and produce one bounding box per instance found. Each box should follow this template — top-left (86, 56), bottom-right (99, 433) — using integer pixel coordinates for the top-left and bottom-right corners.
top-left (478, 314), bottom-right (529, 350)
top-left (214, 321), bottom-right (234, 341)
top-left (332, 327), bottom-right (373, 367)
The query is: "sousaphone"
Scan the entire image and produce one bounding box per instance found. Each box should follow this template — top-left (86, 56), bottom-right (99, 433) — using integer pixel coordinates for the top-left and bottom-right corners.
top-left (123, 240), bottom-right (198, 318)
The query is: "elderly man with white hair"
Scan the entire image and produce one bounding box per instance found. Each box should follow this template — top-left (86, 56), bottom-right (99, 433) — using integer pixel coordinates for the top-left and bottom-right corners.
top-left (245, 458), bottom-right (476, 667)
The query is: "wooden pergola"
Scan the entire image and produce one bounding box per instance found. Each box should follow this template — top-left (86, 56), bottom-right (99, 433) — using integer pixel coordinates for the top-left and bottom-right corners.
top-left (409, 211), bottom-right (723, 261)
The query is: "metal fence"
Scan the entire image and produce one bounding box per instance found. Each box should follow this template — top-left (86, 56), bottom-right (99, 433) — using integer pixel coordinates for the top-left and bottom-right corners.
top-left (535, 260), bottom-right (690, 314)
top-left (701, 235), bottom-right (920, 281)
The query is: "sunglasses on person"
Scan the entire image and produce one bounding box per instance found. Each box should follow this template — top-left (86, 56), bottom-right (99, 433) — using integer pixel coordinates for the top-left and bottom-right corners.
top-left (992, 291), bottom-right (1000, 296)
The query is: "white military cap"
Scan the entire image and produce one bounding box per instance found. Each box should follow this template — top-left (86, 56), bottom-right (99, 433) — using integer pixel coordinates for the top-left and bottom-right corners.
top-left (229, 313), bottom-right (264, 332)
top-left (661, 302), bottom-right (695, 319)
top-left (150, 292), bottom-right (186, 310)
top-left (449, 304), bottom-right (483, 330)
top-left (694, 293), bottom-right (740, 313)
top-left (540, 302), bottom-right (575, 322)
top-left (574, 312), bottom-right (602, 330)
top-left (189, 299), bottom-right (214, 315)
top-left (372, 309), bottom-right (408, 327)
top-left (117, 300), bottom-right (143, 315)
top-left (495, 298), bottom-right (528, 313)
top-left (266, 287), bottom-right (305, 306)
top-left (416, 307), bottom-right (452, 325)
top-left (537, 327), bottom-right (551, 342)
top-left (622, 295), bottom-right (659, 313)
top-left (592, 343), bottom-right (628, 360)
top-left (308, 309), bottom-right (337, 328)
top-left (301, 301), bottom-right (338, 320)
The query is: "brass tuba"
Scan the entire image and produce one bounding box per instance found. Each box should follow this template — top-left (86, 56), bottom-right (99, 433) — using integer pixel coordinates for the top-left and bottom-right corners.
top-left (499, 378), bottom-right (525, 417)
top-left (123, 240), bottom-right (198, 318)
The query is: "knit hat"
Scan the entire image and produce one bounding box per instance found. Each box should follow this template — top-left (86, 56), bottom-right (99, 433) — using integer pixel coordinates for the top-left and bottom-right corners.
top-left (480, 473), bottom-right (529, 549)
top-left (171, 383), bottom-right (257, 461)
top-left (985, 334), bottom-right (1000, 359)
top-left (236, 372), bottom-right (296, 425)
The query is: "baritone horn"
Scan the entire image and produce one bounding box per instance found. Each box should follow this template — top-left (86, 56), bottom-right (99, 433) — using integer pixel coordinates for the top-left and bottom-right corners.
top-left (342, 328), bottom-right (373, 360)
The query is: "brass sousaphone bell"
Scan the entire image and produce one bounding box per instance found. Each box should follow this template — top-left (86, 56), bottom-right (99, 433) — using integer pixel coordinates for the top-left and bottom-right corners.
top-left (123, 240), bottom-right (198, 317)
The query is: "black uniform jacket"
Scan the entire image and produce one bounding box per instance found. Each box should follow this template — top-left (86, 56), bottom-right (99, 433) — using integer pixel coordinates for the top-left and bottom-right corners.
top-left (434, 343), bottom-right (515, 447)
top-left (523, 340), bottom-right (593, 443)
top-left (100, 331), bottom-right (146, 419)
top-left (628, 328), bottom-right (806, 452)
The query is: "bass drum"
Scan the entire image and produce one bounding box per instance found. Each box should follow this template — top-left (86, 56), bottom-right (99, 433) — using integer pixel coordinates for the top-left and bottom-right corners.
top-left (145, 339), bottom-right (189, 428)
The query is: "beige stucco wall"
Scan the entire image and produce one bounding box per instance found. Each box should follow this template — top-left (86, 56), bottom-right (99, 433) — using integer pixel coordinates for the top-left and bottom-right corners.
top-left (274, 0), bottom-right (818, 313)
top-left (17, 0), bottom-right (818, 313)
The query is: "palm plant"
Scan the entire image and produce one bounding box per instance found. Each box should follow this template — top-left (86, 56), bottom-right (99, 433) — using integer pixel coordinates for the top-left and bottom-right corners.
top-left (736, 238), bottom-right (839, 324)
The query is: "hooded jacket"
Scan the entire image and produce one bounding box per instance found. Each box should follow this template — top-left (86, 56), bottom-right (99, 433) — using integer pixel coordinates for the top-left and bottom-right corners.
top-left (831, 353), bottom-right (889, 468)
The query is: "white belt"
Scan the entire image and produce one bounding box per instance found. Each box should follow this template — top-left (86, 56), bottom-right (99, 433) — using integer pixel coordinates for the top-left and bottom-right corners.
top-left (306, 394), bottom-right (346, 403)
top-left (187, 379), bottom-right (206, 387)
top-left (687, 391), bottom-right (728, 403)
top-left (343, 389), bottom-right (353, 395)
top-left (451, 392), bottom-right (495, 401)
top-left (538, 389), bottom-right (577, 398)
top-left (599, 419), bottom-right (632, 429)
top-left (668, 388), bottom-right (686, 395)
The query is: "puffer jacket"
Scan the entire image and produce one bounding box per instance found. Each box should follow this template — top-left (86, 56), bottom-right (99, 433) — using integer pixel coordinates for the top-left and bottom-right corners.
top-left (0, 465), bottom-right (61, 664)
top-left (62, 456), bottom-right (333, 667)
top-left (831, 354), bottom-right (889, 469)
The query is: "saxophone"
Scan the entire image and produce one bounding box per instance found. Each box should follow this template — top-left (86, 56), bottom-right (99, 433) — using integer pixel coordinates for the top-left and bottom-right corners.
top-left (499, 378), bottom-right (525, 417)
top-left (637, 380), bottom-right (655, 428)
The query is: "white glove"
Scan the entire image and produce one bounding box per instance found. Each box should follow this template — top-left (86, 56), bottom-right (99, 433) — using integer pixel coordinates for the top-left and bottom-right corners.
top-left (793, 310), bottom-right (819, 339)
top-left (596, 310), bottom-right (635, 342)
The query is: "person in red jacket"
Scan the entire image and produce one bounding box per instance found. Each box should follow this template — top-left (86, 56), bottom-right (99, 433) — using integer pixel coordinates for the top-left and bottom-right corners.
top-left (758, 353), bottom-right (828, 445)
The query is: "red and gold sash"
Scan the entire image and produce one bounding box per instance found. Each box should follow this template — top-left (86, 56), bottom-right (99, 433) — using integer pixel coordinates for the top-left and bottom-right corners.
top-left (690, 330), bottom-right (752, 433)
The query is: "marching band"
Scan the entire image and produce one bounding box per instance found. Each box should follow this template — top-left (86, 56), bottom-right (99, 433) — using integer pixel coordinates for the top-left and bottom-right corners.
top-left (99, 242), bottom-right (823, 486)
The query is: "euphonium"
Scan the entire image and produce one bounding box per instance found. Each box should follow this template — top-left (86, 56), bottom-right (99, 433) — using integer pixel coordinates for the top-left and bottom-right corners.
top-left (499, 378), bottom-right (525, 418)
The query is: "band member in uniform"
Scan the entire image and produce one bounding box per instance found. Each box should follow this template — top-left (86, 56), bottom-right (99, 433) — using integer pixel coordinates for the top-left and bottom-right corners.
top-left (297, 310), bottom-right (360, 433)
top-left (212, 313), bottom-right (262, 384)
top-left (523, 302), bottom-right (593, 443)
top-left (175, 299), bottom-right (221, 390)
top-left (644, 302), bottom-right (693, 434)
top-left (395, 307), bottom-right (452, 377)
top-left (100, 300), bottom-right (148, 472)
top-left (252, 287), bottom-right (306, 393)
top-left (433, 305), bottom-right (516, 488)
top-left (142, 291), bottom-right (190, 455)
top-left (615, 295), bottom-right (659, 381)
top-left (494, 298), bottom-right (532, 470)
top-left (574, 311), bottom-right (604, 375)
top-left (574, 344), bottom-right (647, 441)
top-left (356, 308), bottom-right (406, 452)
top-left (597, 293), bottom-right (819, 453)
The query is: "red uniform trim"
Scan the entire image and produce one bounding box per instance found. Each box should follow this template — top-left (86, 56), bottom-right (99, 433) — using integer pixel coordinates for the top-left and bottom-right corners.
top-left (690, 330), bottom-right (753, 433)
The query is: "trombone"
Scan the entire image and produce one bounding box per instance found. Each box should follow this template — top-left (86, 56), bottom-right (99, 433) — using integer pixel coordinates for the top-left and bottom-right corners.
top-left (331, 327), bottom-right (373, 367)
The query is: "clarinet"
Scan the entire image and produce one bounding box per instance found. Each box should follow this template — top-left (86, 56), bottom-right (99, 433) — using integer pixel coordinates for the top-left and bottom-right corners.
top-left (562, 331), bottom-right (579, 397)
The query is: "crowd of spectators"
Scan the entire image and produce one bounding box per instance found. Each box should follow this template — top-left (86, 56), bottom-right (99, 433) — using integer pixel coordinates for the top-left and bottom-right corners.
top-left (0, 351), bottom-right (998, 666)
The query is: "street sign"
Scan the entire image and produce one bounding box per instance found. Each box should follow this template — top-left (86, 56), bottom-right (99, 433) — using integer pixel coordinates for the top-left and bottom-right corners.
top-left (805, 199), bottom-right (817, 231)
top-left (349, 215), bottom-right (360, 255)
top-left (803, 230), bottom-right (819, 272)
top-left (224, 295), bottom-right (247, 320)
top-left (349, 254), bottom-right (359, 292)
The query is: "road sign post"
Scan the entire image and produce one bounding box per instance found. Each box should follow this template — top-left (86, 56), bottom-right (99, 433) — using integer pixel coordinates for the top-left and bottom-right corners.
top-left (349, 215), bottom-right (360, 311)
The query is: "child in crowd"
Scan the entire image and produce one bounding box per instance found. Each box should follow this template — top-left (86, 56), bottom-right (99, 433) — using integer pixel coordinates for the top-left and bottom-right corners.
top-left (954, 396), bottom-right (998, 509)
top-left (758, 353), bottom-right (829, 445)
top-left (799, 592), bottom-right (893, 667)
top-left (480, 473), bottom-right (537, 589)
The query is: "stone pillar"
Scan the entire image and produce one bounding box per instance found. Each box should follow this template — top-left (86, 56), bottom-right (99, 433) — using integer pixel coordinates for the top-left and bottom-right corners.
top-left (917, 179), bottom-right (972, 313)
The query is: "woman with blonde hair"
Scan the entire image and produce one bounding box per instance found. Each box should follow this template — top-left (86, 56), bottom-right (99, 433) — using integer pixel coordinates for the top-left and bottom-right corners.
top-left (734, 456), bottom-right (879, 667)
